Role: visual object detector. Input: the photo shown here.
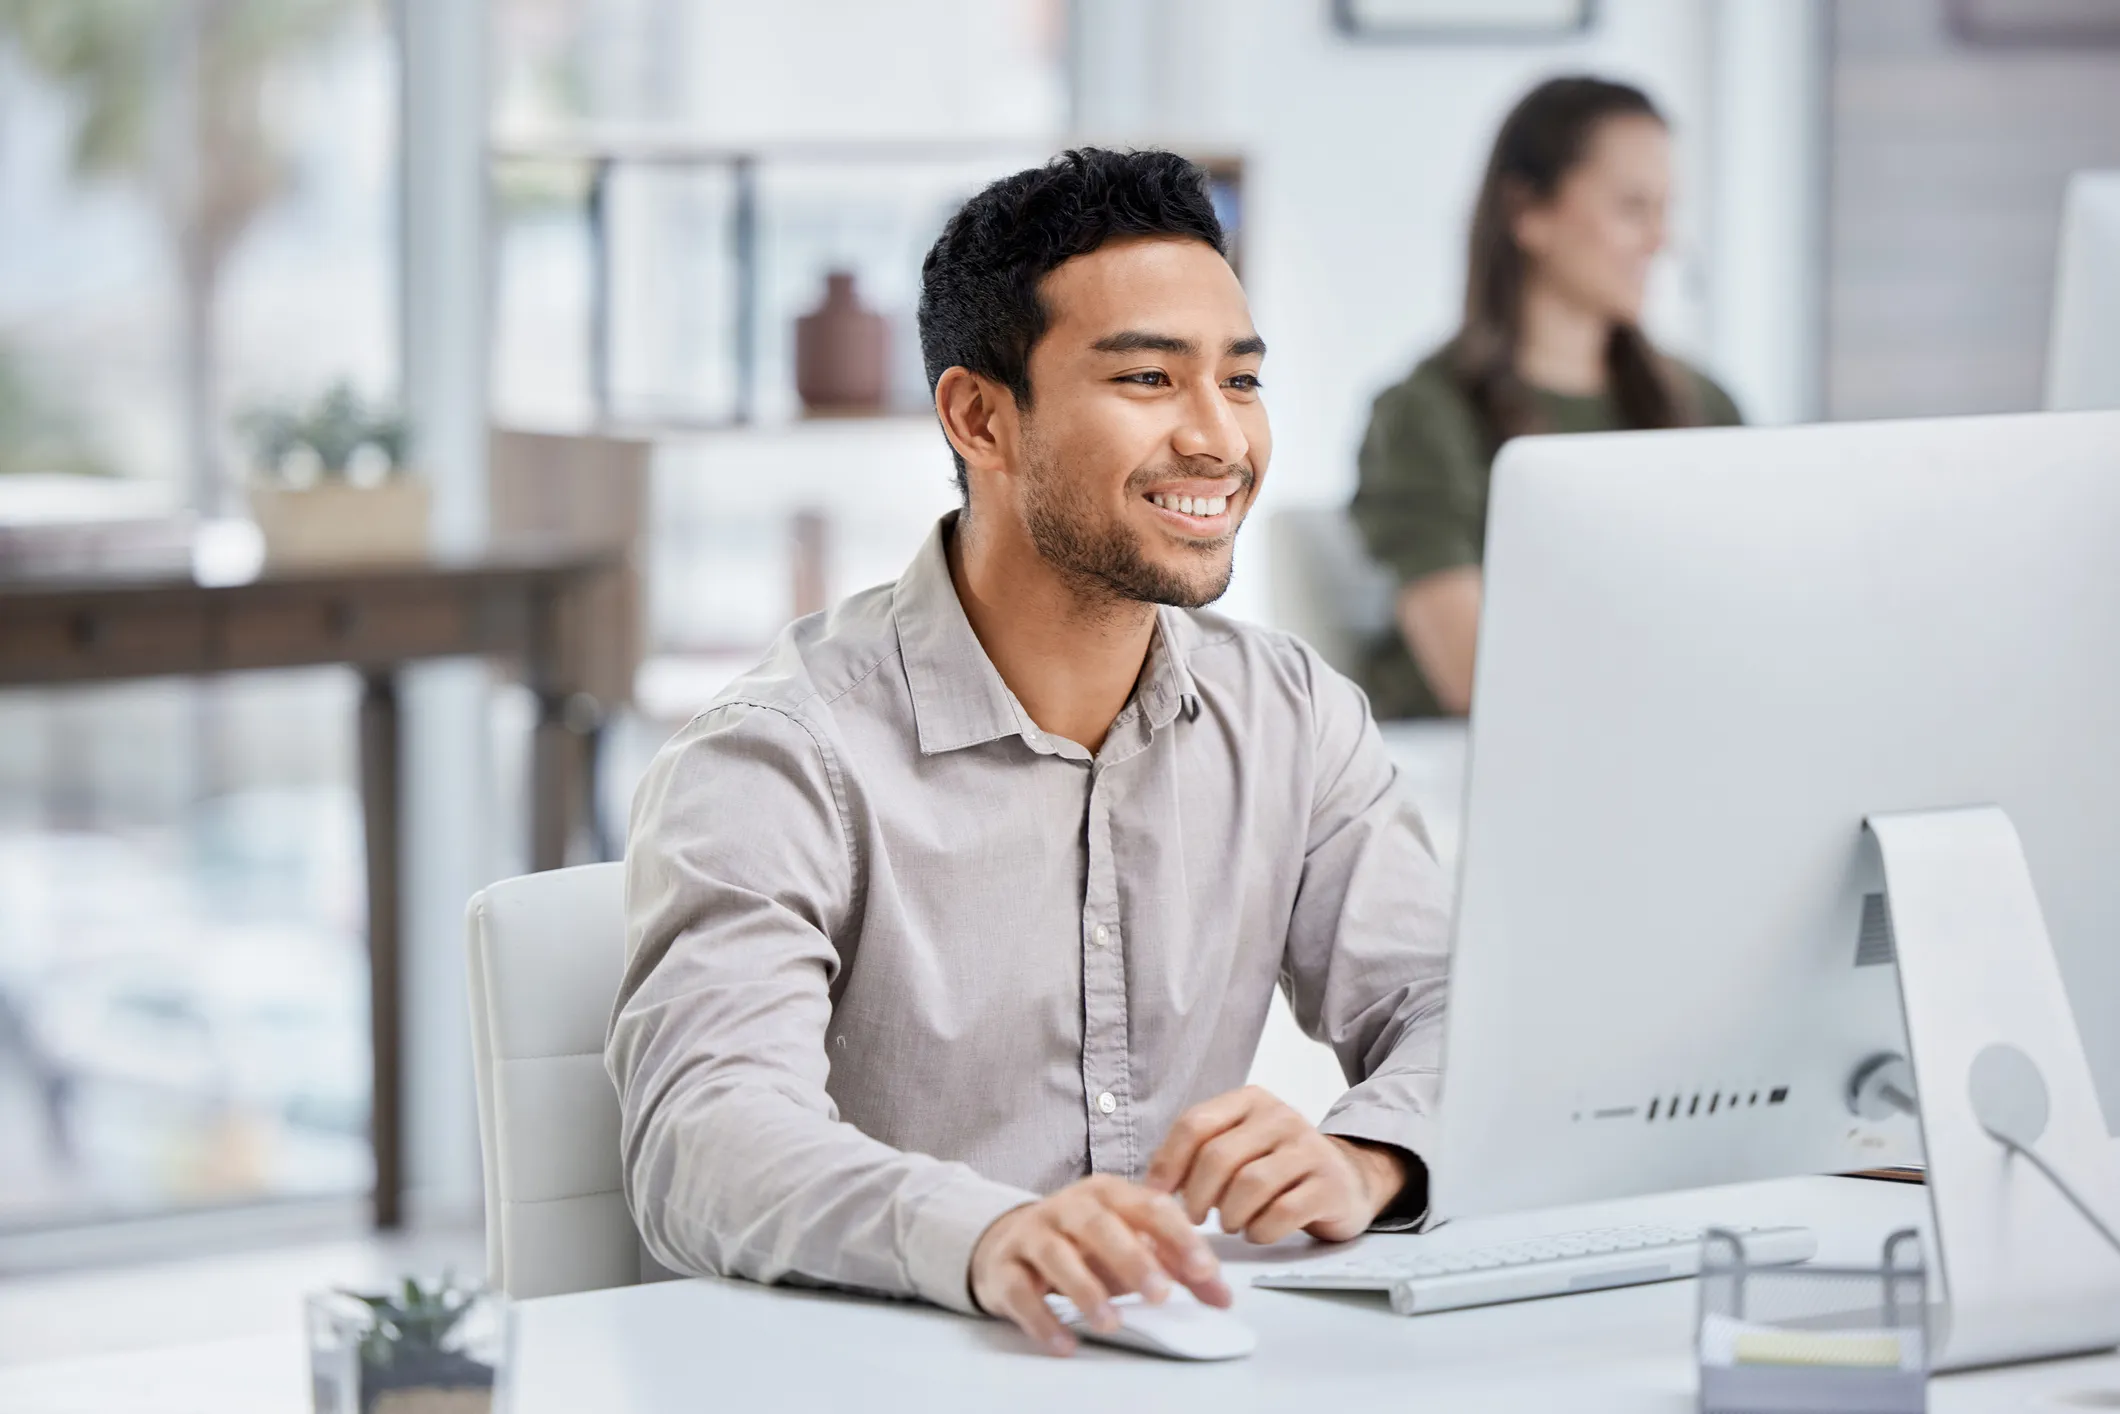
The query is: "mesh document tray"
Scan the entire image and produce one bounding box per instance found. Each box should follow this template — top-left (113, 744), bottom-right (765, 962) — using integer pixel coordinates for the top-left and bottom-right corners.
top-left (1697, 1227), bottom-right (1929, 1414)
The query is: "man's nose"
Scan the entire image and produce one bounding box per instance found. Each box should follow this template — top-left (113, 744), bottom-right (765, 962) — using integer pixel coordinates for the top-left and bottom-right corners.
top-left (1171, 379), bottom-right (1249, 467)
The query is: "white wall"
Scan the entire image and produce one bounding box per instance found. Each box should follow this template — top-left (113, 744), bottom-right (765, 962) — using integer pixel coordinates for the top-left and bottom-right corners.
top-left (677, 1), bottom-right (1063, 141)
top-left (1074, 0), bottom-right (1822, 621)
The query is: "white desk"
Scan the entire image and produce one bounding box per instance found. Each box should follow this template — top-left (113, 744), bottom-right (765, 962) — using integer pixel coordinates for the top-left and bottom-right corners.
top-left (508, 1176), bottom-right (2120, 1413)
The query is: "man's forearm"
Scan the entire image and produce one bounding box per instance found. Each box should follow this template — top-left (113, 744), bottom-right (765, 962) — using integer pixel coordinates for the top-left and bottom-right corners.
top-left (621, 1069), bottom-right (1037, 1313)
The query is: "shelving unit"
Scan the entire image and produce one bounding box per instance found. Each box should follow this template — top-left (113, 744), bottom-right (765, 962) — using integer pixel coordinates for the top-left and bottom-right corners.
top-left (485, 132), bottom-right (1247, 713)
top-left (486, 129), bottom-right (1244, 434)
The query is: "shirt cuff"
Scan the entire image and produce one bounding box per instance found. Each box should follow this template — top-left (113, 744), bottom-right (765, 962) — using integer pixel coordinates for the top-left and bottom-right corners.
top-left (1319, 1095), bottom-right (1440, 1233)
top-left (903, 1168), bottom-right (1040, 1315)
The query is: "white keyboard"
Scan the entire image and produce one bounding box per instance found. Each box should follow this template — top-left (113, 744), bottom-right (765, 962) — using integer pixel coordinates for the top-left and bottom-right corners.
top-left (1251, 1223), bottom-right (1817, 1316)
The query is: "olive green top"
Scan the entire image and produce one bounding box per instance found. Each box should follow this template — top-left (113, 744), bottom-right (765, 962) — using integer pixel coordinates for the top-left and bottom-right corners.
top-left (1349, 345), bottom-right (1743, 719)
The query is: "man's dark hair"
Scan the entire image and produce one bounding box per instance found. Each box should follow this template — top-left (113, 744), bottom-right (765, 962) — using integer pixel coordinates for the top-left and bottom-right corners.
top-left (917, 147), bottom-right (1227, 498)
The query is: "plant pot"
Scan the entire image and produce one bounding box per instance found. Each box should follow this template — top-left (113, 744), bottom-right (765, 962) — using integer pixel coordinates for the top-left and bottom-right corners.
top-left (793, 270), bottom-right (889, 414)
top-left (251, 479), bottom-right (431, 567)
top-left (359, 1346), bottom-right (496, 1414)
top-left (307, 1288), bottom-right (505, 1414)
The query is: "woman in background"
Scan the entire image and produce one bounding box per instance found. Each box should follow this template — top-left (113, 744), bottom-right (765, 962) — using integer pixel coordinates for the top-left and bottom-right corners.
top-left (1351, 75), bottom-right (1741, 718)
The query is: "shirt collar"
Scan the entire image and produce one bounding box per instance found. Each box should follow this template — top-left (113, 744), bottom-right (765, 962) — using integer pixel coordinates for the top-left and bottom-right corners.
top-left (892, 513), bottom-right (1202, 757)
top-left (1140, 604), bottom-right (1201, 732)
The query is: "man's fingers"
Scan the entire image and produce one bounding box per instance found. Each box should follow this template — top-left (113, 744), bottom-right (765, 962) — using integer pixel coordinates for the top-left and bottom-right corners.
top-left (1109, 1186), bottom-right (1218, 1281)
top-left (1064, 1206), bottom-right (1171, 1302)
top-left (1215, 1144), bottom-right (1313, 1234)
top-left (1026, 1231), bottom-right (1118, 1334)
top-left (993, 1260), bottom-right (1077, 1357)
top-left (1245, 1175), bottom-right (1335, 1246)
top-left (1144, 1087), bottom-right (1260, 1192)
top-left (1103, 1187), bottom-right (1231, 1307)
top-left (1083, 1242), bottom-right (1171, 1308)
top-left (1179, 1117), bottom-right (1283, 1224)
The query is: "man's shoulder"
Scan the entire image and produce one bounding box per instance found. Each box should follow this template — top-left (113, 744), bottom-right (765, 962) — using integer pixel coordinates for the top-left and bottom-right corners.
top-left (1169, 606), bottom-right (1382, 781)
top-left (1168, 605), bottom-right (1348, 718)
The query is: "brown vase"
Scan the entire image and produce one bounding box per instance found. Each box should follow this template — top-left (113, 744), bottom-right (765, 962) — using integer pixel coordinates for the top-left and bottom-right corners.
top-left (793, 270), bottom-right (889, 414)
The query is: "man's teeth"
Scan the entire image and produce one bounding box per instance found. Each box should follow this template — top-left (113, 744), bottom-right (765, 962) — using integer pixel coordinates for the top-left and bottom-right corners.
top-left (1149, 493), bottom-right (1229, 517)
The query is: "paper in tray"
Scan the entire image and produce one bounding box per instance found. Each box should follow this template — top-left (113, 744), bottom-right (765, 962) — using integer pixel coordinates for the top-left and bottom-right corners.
top-left (1696, 1227), bottom-right (1930, 1414)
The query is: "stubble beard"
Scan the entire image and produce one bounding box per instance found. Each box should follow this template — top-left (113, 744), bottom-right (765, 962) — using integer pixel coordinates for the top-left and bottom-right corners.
top-left (1019, 439), bottom-right (1250, 613)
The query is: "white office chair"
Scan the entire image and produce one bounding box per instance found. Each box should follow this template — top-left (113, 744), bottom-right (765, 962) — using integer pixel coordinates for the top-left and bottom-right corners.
top-left (466, 861), bottom-right (648, 1300)
top-left (1267, 507), bottom-right (1399, 679)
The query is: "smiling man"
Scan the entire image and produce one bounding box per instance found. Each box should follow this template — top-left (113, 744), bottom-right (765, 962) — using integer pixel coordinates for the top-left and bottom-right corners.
top-left (609, 149), bottom-right (1451, 1355)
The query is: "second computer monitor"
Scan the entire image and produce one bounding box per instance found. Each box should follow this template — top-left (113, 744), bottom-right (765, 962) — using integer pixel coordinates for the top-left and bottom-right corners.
top-left (1430, 410), bottom-right (2120, 1223)
top-left (2047, 170), bottom-right (2120, 412)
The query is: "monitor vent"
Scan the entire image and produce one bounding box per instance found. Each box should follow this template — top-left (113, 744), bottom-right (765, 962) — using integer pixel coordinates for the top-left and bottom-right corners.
top-left (1645, 1087), bottom-right (1782, 1119)
top-left (1856, 893), bottom-right (1897, 967)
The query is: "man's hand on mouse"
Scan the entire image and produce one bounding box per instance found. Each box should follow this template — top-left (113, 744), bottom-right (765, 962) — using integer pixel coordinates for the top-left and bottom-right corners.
top-left (969, 1174), bottom-right (1231, 1356)
top-left (1144, 1085), bottom-right (1408, 1244)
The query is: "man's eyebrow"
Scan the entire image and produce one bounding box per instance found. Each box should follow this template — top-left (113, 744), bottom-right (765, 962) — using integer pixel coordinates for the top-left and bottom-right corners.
top-left (1090, 330), bottom-right (1198, 356)
top-left (1088, 330), bottom-right (1269, 358)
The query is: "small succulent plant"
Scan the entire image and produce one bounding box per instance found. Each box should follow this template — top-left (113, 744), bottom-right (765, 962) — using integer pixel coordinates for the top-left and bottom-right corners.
top-left (239, 381), bottom-right (408, 484)
top-left (341, 1271), bottom-right (478, 1371)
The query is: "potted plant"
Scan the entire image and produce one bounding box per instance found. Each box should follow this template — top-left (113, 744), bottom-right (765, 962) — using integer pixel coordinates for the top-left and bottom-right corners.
top-left (239, 381), bottom-right (430, 565)
top-left (308, 1272), bottom-right (503, 1414)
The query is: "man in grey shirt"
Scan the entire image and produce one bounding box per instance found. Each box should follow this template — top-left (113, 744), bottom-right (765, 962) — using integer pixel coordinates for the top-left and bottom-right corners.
top-left (610, 148), bottom-right (1451, 1356)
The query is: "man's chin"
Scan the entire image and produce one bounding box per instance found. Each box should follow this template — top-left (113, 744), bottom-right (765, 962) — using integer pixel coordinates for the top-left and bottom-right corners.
top-left (1148, 553), bottom-right (1235, 609)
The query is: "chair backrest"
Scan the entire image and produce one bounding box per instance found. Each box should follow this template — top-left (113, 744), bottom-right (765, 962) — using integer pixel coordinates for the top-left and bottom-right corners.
top-left (1266, 507), bottom-right (1399, 679)
top-left (465, 861), bottom-right (640, 1300)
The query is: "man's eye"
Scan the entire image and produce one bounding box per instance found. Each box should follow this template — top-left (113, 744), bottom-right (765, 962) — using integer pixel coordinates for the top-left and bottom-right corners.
top-left (1119, 370), bottom-right (1171, 387)
top-left (1226, 373), bottom-right (1263, 391)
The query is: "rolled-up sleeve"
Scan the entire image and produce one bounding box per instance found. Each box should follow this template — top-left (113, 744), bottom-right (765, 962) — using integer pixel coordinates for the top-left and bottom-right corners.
top-left (1279, 647), bottom-right (1452, 1199)
top-left (608, 701), bottom-right (1035, 1314)
top-left (1350, 380), bottom-right (1485, 587)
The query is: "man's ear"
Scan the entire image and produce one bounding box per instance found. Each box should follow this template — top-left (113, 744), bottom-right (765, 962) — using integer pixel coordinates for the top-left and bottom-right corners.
top-left (935, 367), bottom-right (1019, 480)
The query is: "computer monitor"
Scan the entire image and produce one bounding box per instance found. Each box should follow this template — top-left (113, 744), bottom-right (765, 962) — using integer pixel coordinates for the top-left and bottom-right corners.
top-left (2047, 170), bottom-right (2120, 411)
top-left (1428, 410), bottom-right (2120, 1364)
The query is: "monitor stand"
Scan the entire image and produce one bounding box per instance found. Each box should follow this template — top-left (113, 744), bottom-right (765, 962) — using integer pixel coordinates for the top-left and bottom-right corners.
top-left (1867, 805), bottom-right (2120, 1370)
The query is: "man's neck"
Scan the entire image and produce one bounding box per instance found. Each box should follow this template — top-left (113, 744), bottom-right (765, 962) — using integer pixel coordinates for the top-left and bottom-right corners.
top-left (946, 511), bottom-right (1157, 756)
top-left (1514, 278), bottom-right (1612, 397)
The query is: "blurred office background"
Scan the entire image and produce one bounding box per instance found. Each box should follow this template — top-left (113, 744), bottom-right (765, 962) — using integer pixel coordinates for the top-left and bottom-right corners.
top-left (1, 0), bottom-right (2117, 1313)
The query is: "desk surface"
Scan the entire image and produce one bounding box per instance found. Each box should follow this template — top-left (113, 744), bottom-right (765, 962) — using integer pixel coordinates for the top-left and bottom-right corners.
top-left (509, 1176), bottom-right (2119, 1413)
top-left (0, 537), bottom-right (613, 596)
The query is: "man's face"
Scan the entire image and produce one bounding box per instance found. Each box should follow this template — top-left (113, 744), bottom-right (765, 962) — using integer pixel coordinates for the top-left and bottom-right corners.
top-left (1011, 235), bottom-right (1270, 610)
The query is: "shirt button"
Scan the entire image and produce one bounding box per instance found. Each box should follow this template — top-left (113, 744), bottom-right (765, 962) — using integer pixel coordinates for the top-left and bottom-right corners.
top-left (1097, 1091), bottom-right (1117, 1115)
top-left (1092, 924), bottom-right (1109, 947)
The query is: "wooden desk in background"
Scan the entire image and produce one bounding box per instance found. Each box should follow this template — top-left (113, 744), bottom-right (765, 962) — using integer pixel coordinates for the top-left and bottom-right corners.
top-left (0, 545), bottom-right (625, 1228)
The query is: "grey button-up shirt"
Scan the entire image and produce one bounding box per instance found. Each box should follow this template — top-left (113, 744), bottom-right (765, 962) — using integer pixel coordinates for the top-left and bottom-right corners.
top-left (610, 514), bottom-right (1451, 1315)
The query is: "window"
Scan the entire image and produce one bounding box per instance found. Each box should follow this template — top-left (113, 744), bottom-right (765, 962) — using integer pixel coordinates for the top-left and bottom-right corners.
top-left (0, 1), bottom-right (398, 1232)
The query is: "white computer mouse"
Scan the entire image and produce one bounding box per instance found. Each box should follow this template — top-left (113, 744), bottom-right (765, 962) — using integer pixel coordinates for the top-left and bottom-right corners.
top-left (1045, 1290), bottom-right (1257, 1361)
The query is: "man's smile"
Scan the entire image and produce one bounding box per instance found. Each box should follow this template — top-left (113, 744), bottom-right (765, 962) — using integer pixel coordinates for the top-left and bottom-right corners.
top-left (1140, 475), bottom-right (1248, 539)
